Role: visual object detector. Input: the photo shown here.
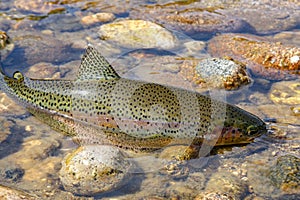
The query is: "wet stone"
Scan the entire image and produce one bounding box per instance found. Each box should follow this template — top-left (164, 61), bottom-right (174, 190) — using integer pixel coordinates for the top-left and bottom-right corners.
top-left (98, 19), bottom-right (177, 49)
top-left (208, 33), bottom-right (300, 80)
top-left (59, 145), bottom-right (134, 196)
top-left (269, 155), bottom-right (300, 193)
top-left (195, 57), bottom-right (251, 90)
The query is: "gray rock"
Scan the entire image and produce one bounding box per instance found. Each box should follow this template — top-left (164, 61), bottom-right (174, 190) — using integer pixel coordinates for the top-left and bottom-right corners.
top-left (195, 58), bottom-right (251, 90)
top-left (59, 145), bottom-right (134, 196)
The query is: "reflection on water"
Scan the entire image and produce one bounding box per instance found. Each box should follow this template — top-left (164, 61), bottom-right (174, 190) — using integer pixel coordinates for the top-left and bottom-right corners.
top-left (0, 0), bottom-right (299, 199)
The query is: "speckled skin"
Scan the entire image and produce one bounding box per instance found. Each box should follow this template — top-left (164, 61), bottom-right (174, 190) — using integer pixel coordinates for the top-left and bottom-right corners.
top-left (0, 45), bottom-right (266, 152)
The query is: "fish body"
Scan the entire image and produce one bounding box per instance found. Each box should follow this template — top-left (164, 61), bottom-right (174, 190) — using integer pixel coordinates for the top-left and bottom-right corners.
top-left (0, 45), bottom-right (266, 152)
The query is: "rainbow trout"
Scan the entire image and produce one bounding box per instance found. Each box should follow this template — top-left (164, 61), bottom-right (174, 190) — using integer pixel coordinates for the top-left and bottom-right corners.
top-left (0, 45), bottom-right (266, 153)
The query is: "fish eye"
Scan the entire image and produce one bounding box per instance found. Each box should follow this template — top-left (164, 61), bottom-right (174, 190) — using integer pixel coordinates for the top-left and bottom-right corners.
top-left (13, 71), bottom-right (24, 80)
top-left (247, 125), bottom-right (258, 135)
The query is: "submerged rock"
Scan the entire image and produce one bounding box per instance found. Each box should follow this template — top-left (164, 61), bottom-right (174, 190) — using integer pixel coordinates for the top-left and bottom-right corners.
top-left (195, 57), bottom-right (250, 90)
top-left (208, 33), bottom-right (300, 80)
top-left (59, 145), bottom-right (134, 196)
top-left (98, 19), bottom-right (177, 49)
top-left (269, 155), bottom-right (300, 193)
top-left (179, 57), bottom-right (250, 90)
top-left (130, 4), bottom-right (252, 40)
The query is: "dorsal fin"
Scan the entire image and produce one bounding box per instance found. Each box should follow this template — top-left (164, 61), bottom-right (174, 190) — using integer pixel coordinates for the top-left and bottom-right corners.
top-left (76, 44), bottom-right (120, 81)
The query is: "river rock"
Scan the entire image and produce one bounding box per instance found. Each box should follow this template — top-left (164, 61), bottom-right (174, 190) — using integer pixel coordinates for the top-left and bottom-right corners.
top-left (208, 33), bottom-right (300, 80)
top-left (59, 145), bottom-right (134, 196)
top-left (269, 80), bottom-right (300, 105)
top-left (130, 3), bottom-right (252, 40)
top-left (269, 155), bottom-right (300, 193)
top-left (195, 57), bottom-right (250, 90)
top-left (98, 19), bottom-right (177, 49)
top-left (179, 57), bottom-right (251, 90)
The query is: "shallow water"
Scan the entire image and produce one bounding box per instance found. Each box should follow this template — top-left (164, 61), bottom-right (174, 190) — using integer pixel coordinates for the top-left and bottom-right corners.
top-left (0, 0), bottom-right (299, 199)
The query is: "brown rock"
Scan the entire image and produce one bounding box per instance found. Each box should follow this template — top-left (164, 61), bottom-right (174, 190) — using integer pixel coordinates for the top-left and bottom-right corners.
top-left (208, 33), bottom-right (300, 80)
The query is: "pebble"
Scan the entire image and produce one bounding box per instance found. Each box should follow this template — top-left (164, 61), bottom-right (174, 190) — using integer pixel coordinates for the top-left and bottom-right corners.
top-left (208, 33), bottom-right (300, 80)
top-left (98, 19), bottom-right (177, 49)
top-left (59, 145), bottom-right (134, 195)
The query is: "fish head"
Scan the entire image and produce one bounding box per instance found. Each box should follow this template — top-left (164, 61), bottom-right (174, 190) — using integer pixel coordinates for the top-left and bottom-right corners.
top-left (214, 107), bottom-right (267, 146)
